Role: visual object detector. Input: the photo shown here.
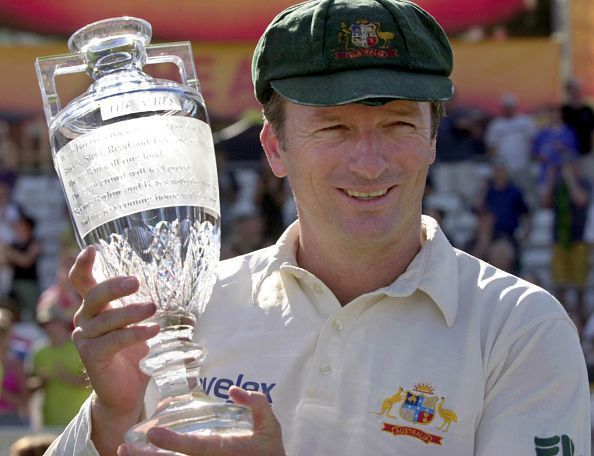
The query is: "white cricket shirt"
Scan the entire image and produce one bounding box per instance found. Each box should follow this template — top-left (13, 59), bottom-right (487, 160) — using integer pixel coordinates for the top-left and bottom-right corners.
top-left (47, 216), bottom-right (590, 455)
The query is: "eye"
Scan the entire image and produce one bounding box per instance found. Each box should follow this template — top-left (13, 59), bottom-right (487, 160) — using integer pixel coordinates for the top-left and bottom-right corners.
top-left (320, 124), bottom-right (346, 132)
top-left (388, 121), bottom-right (414, 129)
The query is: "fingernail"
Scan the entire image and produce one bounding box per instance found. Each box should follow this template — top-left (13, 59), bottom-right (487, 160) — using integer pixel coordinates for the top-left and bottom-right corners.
top-left (82, 245), bottom-right (95, 259)
top-left (230, 386), bottom-right (249, 399)
top-left (121, 277), bottom-right (138, 292)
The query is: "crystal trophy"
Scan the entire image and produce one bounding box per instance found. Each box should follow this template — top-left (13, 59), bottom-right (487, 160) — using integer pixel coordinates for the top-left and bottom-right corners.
top-left (35, 17), bottom-right (253, 449)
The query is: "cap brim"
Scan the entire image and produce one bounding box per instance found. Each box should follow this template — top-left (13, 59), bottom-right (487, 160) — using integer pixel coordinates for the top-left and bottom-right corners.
top-left (270, 68), bottom-right (453, 106)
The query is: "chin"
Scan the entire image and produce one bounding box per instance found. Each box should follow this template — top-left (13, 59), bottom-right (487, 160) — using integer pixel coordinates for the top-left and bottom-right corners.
top-left (341, 220), bottom-right (399, 244)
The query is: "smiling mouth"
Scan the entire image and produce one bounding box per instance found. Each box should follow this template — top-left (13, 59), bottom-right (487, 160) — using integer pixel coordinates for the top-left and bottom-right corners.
top-left (343, 188), bottom-right (389, 200)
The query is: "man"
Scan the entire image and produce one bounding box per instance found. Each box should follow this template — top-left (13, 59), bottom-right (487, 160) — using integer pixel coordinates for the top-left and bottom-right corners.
top-left (432, 93), bottom-right (485, 205)
top-left (541, 155), bottom-right (592, 330)
top-left (484, 93), bottom-right (537, 193)
top-left (48, 1), bottom-right (590, 455)
top-left (562, 78), bottom-right (594, 157)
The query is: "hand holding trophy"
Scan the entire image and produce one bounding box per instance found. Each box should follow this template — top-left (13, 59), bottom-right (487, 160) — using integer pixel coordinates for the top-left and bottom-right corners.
top-left (35, 17), bottom-right (253, 450)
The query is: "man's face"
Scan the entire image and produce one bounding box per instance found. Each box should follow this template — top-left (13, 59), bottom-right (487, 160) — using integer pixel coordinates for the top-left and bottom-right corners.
top-left (261, 99), bottom-right (436, 249)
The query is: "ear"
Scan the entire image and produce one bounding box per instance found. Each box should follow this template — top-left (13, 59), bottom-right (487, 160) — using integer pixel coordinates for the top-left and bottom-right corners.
top-left (260, 122), bottom-right (288, 178)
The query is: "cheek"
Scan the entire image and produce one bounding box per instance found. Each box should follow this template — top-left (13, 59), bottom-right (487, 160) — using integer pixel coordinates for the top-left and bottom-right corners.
top-left (390, 140), bottom-right (434, 171)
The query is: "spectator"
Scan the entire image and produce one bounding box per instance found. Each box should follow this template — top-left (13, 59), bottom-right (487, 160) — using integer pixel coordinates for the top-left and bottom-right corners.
top-left (220, 203), bottom-right (269, 259)
top-left (0, 307), bottom-right (28, 426)
top-left (215, 147), bottom-right (239, 241)
top-left (485, 236), bottom-right (516, 274)
top-left (28, 297), bottom-right (89, 427)
top-left (433, 96), bottom-right (485, 205)
top-left (485, 94), bottom-right (537, 196)
top-left (533, 105), bottom-right (579, 187)
top-left (9, 433), bottom-right (56, 456)
top-left (0, 181), bottom-right (20, 297)
top-left (5, 214), bottom-right (41, 321)
top-left (0, 120), bottom-right (18, 191)
top-left (254, 163), bottom-right (290, 241)
top-left (562, 79), bottom-right (594, 157)
top-left (541, 155), bottom-right (592, 328)
top-left (473, 161), bottom-right (530, 273)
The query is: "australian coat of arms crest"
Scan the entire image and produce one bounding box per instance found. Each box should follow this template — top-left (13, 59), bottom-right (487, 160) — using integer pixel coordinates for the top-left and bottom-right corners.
top-left (335, 19), bottom-right (398, 59)
top-left (372, 382), bottom-right (458, 445)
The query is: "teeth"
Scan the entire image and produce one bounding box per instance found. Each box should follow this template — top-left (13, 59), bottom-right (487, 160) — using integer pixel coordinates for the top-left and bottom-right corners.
top-left (345, 189), bottom-right (388, 199)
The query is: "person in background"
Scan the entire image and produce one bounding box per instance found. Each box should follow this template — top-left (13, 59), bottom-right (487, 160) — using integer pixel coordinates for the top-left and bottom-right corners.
top-left (432, 94), bottom-right (485, 205)
top-left (562, 79), bottom-right (594, 157)
top-left (0, 307), bottom-right (28, 426)
top-left (28, 295), bottom-right (89, 427)
top-left (484, 94), bottom-right (537, 198)
top-left (533, 105), bottom-right (579, 188)
top-left (540, 155), bottom-right (591, 330)
top-left (485, 236), bottom-right (516, 274)
top-left (9, 433), bottom-right (56, 456)
top-left (215, 147), bottom-right (239, 242)
top-left (220, 202), bottom-right (269, 259)
top-left (5, 214), bottom-right (41, 321)
top-left (472, 161), bottom-right (530, 273)
top-left (0, 181), bottom-right (20, 297)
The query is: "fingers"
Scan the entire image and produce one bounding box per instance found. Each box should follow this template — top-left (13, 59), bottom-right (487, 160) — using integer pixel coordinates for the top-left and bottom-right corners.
top-left (131, 389), bottom-right (284, 456)
top-left (74, 276), bottom-right (140, 325)
top-left (75, 323), bottom-right (160, 363)
top-left (229, 387), bottom-right (281, 436)
top-left (69, 246), bottom-right (98, 298)
top-left (74, 302), bottom-right (157, 339)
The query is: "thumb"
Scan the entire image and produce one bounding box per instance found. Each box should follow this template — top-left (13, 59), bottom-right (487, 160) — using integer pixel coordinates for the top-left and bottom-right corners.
top-left (229, 386), bottom-right (281, 436)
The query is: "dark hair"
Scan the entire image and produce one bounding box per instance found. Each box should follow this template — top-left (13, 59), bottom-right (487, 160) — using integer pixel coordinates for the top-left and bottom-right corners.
top-left (262, 91), bottom-right (445, 144)
top-left (9, 433), bottom-right (56, 456)
top-left (17, 212), bottom-right (36, 231)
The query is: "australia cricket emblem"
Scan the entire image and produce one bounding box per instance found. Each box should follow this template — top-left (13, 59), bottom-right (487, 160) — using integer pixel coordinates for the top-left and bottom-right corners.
top-left (372, 382), bottom-right (458, 446)
top-left (351, 20), bottom-right (378, 48)
top-left (335, 19), bottom-right (398, 59)
top-left (400, 384), bottom-right (438, 425)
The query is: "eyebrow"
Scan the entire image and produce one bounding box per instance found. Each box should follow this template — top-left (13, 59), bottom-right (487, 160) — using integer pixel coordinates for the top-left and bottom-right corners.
top-left (313, 103), bottom-right (423, 120)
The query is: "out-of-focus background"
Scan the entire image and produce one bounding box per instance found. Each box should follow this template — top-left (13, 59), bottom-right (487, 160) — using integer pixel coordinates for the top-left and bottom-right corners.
top-left (0, 0), bottom-right (593, 453)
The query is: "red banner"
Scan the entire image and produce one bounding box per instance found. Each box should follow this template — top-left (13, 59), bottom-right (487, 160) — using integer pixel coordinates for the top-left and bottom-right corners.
top-left (0, 0), bottom-right (530, 40)
top-left (382, 423), bottom-right (443, 445)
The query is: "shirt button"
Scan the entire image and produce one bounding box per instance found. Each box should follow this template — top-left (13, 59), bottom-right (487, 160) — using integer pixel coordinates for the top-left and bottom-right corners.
top-left (313, 283), bottom-right (324, 294)
top-left (319, 364), bottom-right (333, 376)
top-left (331, 319), bottom-right (344, 331)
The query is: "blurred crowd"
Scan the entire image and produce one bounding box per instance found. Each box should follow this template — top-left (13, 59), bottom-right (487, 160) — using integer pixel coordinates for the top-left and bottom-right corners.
top-left (0, 78), bottom-right (591, 449)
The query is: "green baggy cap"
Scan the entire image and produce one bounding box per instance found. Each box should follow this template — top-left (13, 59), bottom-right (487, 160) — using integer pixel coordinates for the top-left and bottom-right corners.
top-left (252, 0), bottom-right (454, 106)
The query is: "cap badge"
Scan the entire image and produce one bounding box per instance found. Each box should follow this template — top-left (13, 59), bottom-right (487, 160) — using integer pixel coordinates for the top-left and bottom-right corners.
top-left (335, 19), bottom-right (398, 59)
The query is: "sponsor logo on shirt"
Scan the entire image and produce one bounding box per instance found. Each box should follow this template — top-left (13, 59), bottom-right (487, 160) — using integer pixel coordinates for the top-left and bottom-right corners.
top-left (371, 382), bottom-right (457, 446)
top-left (534, 435), bottom-right (578, 456)
top-left (200, 374), bottom-right (277, 404)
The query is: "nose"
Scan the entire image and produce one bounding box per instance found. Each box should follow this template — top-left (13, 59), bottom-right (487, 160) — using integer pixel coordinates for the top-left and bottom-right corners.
top-left (347, 133), bottom-right (388, 180)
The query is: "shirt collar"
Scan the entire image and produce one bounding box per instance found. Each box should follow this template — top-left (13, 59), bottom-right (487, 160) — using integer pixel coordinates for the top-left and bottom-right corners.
top-left (252, 216), bottom-right (459, 327)
top-left (382, 216), bottom-right (459, 327)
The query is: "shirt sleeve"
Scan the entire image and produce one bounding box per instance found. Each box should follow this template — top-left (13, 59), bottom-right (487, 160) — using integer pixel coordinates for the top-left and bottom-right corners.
top-left (44, 393), bottom-right (100, 456)
top-left (476, 316), bottom-right (591, 456)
